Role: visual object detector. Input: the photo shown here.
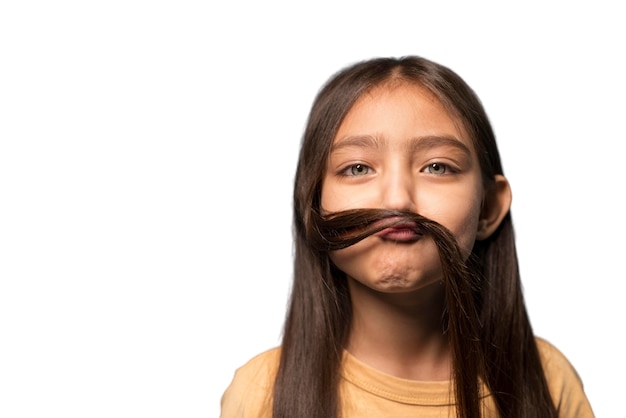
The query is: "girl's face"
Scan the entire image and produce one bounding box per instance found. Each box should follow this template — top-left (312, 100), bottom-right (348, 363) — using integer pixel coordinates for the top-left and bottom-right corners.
top-left (320, 82), bottom-right (486, 293)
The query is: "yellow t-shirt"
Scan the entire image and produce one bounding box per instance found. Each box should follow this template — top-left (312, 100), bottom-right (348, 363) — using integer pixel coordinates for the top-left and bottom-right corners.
top-left (220, 337), bottom-right (594, 417)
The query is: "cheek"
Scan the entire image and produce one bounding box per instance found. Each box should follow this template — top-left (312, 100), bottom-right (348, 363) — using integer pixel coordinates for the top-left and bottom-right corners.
top-left (320, 176), bottom-right (373, 213)
top-left (446, 200), bottom-right (482, 258)
top-left (327, 239), bottom-right (374, 281)
top-left (418, 191), bottom-right (483, 258)
top-left (320, 176), bottom-right (338, 213)
top-left (320, 186), bottom-right (342, 213)
top-left (456, 221), bottom-right (480, 258)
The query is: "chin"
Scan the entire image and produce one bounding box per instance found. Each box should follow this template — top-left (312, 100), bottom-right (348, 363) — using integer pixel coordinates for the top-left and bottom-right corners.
top-left (367, 273), bottom-right (440, 294)
top-left (373, 275), bottom-right (412, 291)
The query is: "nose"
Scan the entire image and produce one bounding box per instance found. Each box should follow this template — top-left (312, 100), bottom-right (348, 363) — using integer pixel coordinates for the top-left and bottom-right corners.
top-left (381, 166), bottom-right (416, 212)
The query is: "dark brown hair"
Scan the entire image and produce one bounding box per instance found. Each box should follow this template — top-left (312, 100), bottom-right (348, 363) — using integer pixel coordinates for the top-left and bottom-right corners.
top-left (273, 56), bottom-right (557, 417)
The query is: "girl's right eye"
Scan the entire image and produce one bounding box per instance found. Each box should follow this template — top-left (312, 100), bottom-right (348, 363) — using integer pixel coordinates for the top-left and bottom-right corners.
top-left (342, 163), bottom-right (370, 176)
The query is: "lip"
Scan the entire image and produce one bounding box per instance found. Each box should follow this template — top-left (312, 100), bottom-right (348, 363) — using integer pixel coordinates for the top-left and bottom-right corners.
top-left (376, 222), bottom-right (422, 242)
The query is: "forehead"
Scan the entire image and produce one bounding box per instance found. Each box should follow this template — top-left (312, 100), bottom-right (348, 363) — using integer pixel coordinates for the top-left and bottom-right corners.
top-left (334, 81), bottom-right (473, 151)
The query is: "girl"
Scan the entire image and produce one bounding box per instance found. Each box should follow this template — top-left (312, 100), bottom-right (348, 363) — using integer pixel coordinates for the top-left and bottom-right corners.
top-left (220, 56), bottom-right (594, 418)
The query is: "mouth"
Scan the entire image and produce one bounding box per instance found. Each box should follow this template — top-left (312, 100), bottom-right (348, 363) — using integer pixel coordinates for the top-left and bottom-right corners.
top-left (376, 222), bottom-right (423, 242)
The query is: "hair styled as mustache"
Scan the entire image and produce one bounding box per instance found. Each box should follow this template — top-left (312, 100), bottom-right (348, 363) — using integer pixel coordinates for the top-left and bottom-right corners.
top-left (307, 208), bottom-right (482, 324)
top-left (309, 208), bottom-right (463, 260)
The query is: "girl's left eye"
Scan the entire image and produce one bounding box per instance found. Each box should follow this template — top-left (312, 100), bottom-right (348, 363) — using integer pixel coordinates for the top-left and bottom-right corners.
top-left (424, 162), bottom-right (449, 175)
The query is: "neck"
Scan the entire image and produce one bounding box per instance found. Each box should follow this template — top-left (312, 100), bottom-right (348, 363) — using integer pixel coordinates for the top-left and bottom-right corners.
top-left (346, 278), bottom-right (451, 381)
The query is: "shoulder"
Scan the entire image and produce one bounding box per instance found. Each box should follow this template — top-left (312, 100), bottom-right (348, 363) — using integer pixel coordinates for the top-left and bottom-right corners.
top-left (535, 337), bottom-right (580, 378)
top-left (535, 337), bottom-right (595, 417)
top-left (220, 347), bottom-right (281, 418)
top-left (228, 346), bottom-right (282, 389)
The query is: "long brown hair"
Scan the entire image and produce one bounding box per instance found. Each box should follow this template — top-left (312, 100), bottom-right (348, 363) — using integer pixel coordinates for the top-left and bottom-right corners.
top-left (273, 56), bottom-right (557, 417)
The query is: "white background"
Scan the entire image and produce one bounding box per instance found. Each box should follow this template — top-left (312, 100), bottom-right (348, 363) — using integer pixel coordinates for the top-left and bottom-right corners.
top-left (1, 1), bottom-right (623, 417)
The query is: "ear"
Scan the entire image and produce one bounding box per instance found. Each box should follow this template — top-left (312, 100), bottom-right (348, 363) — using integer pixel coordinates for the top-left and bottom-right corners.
top-left (476, 175), bottom-right (512, 240)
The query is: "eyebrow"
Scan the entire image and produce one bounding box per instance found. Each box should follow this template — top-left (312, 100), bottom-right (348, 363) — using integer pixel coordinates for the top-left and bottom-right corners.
top-left (331, 134), bottom-right (471, 156)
